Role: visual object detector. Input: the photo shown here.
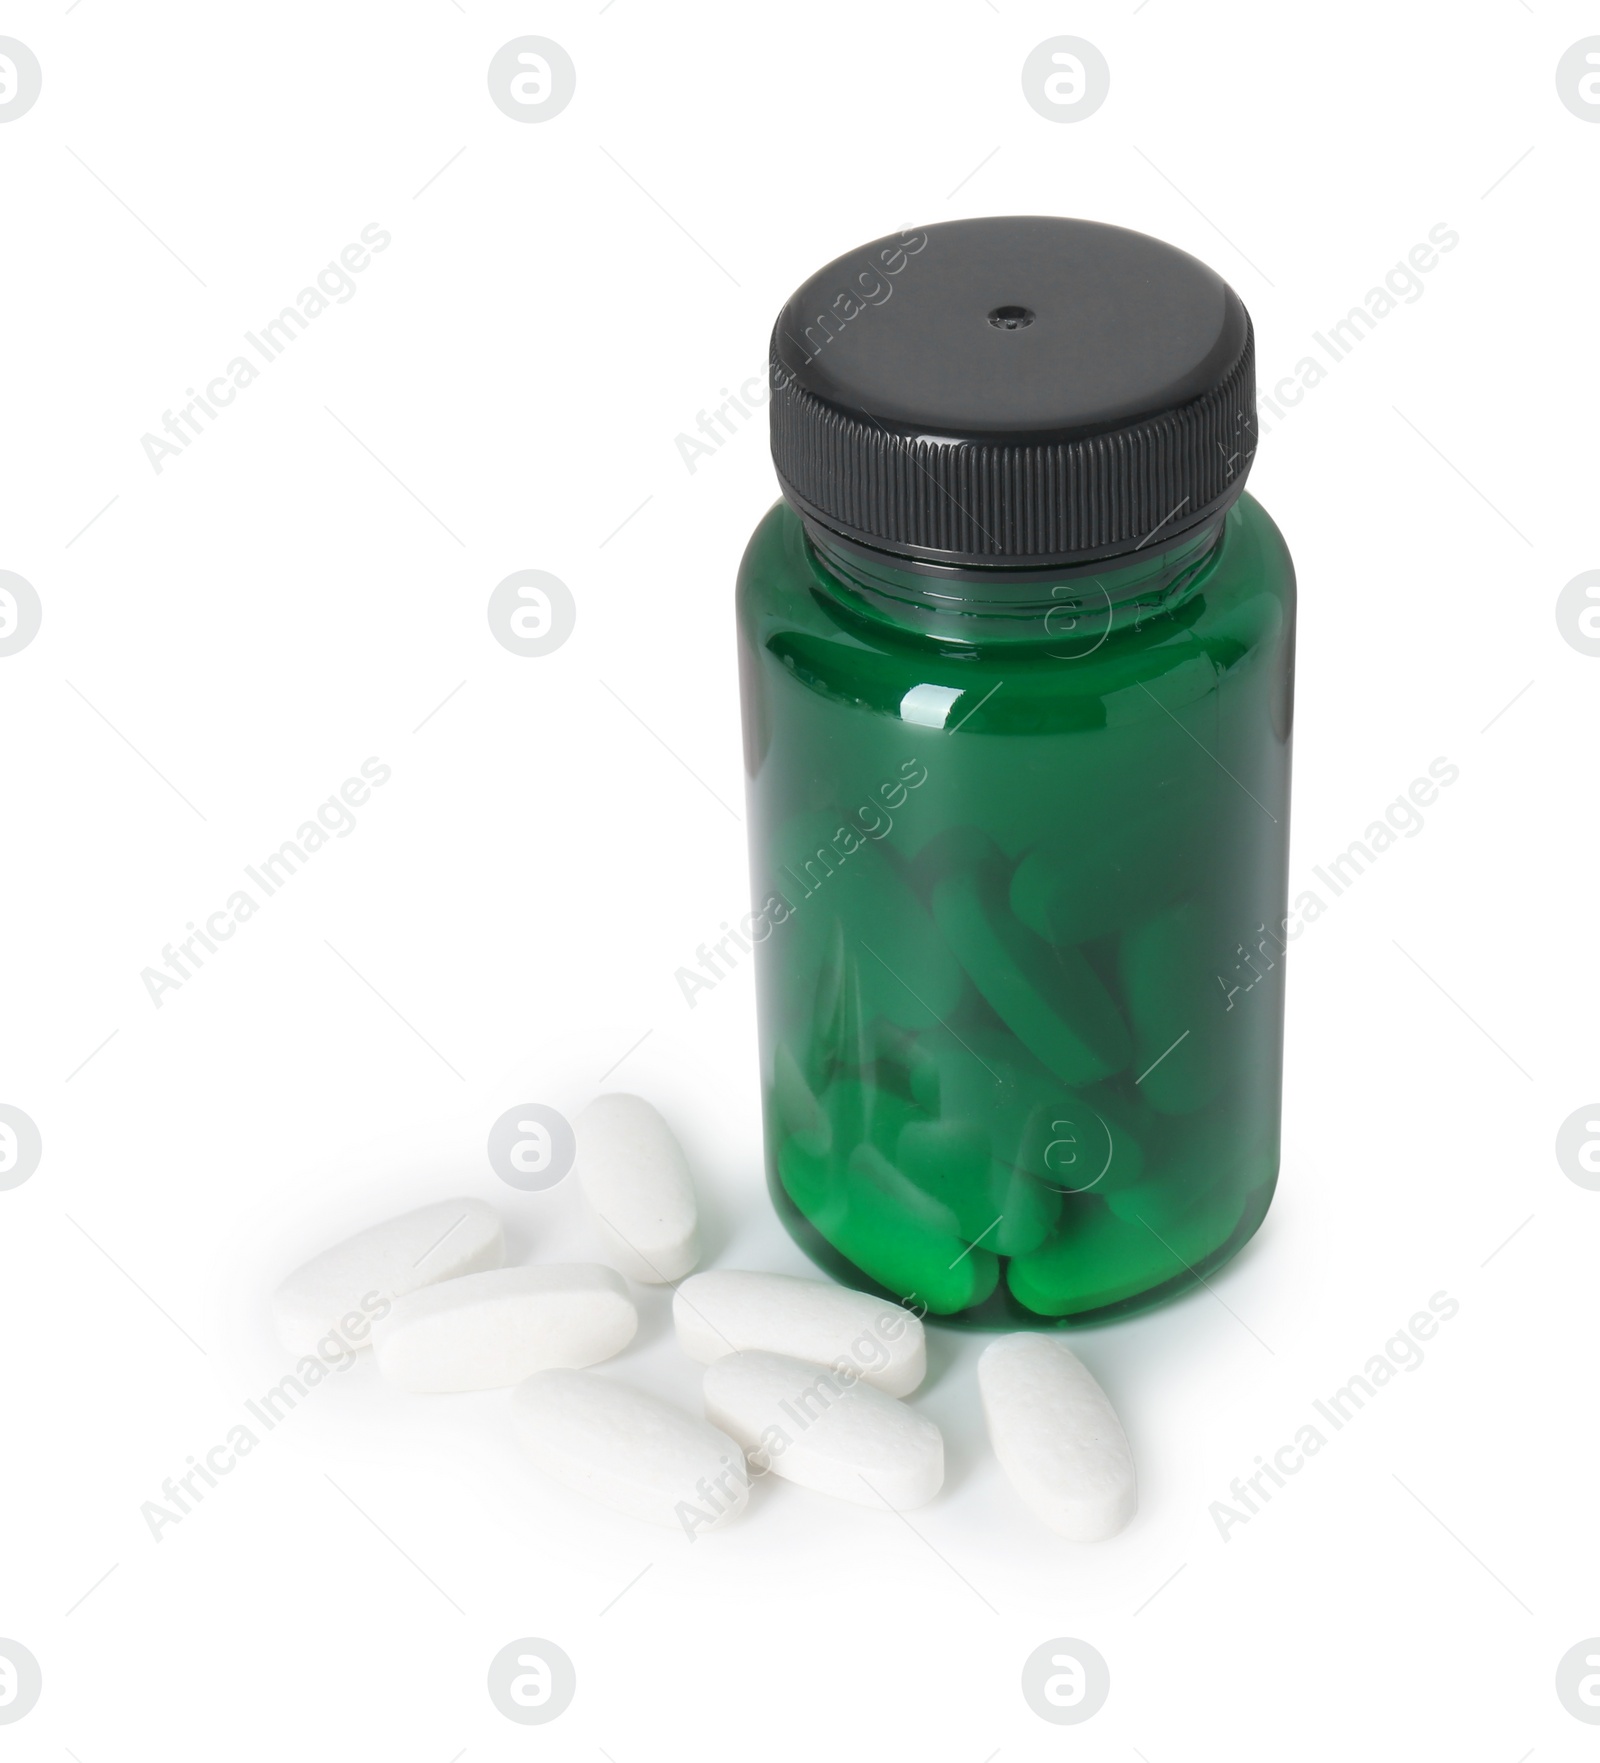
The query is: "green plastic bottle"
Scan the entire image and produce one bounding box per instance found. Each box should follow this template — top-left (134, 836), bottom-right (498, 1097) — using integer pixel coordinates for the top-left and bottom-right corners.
top-left (737, 216), bottom-right (1295, 1326)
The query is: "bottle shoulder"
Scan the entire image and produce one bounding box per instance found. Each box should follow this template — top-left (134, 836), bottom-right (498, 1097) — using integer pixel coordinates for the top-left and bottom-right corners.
top-left (737, 496), bottom-right (1294, 728)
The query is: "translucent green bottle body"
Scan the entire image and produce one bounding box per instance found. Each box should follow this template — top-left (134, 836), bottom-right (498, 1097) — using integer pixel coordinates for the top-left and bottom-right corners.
top-left (737, 493), bottom-right (1296, 1326)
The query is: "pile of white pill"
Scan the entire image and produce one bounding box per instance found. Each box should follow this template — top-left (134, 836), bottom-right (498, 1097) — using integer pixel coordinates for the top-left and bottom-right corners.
top-left (270, 1092), bottom-right (1136, 1539)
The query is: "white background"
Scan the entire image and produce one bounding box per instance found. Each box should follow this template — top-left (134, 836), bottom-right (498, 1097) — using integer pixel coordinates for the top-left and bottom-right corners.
top-left (2, 2), bottom-right (1596, 1756)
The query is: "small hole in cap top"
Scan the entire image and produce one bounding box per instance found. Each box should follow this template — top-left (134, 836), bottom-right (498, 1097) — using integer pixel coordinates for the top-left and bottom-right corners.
top-left (988, 305), bottom-right (1035, 330)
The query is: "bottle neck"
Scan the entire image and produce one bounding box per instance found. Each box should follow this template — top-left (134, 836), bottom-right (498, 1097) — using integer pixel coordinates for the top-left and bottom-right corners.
top-left (800, 512), bottom-right (1226, 652)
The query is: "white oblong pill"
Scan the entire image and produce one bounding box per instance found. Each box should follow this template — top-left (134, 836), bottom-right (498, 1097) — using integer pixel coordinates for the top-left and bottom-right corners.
top-left (575, 1093), bottom-right (698, 1284)
top-left (703, 1350), bottom-right (944, 1511)
top-left (978, 1334), bottom-right (1136, 1541)
top-left (372, 1263), bottom-right (637, 1392)
top-left (512, 1369), bottom-right (748, 1533)
top-left (271, 1198), bottom-right (504, 1358)
top-left (673, 1269), bottom-right (927, 1397)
